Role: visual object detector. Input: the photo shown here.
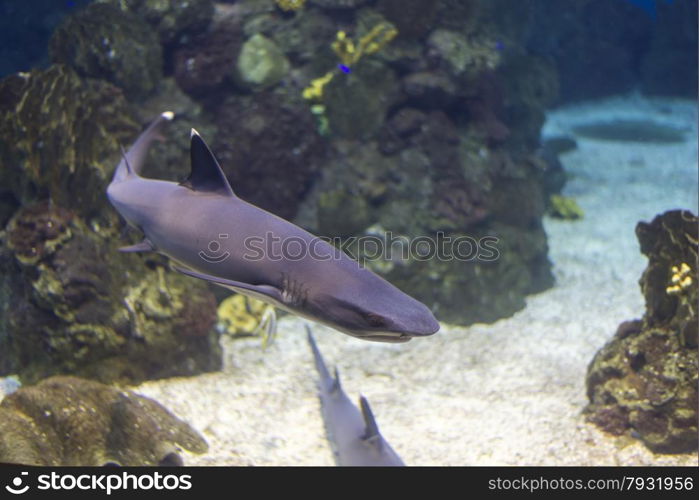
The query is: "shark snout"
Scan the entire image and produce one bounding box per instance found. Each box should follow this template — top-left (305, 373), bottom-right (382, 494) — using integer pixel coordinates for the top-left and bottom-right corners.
top-left (356, 303), bottom-right (440, 343)
top-left (402, 304), bottom-right (441, 337)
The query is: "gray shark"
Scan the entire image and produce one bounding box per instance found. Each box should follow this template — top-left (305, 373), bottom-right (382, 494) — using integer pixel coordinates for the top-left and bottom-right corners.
top-left (307, 327), bottom-right (405, 466)
top-left (107, 112), bottom-right (440, 343)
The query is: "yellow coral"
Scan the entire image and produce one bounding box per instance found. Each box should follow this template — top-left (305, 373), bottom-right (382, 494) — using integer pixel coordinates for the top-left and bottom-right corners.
top-left (302, 23), bottom-right (398, 102)
top-left (667, 262), bottom-right (693, 295)
top-left (302, 71), bottom-right (335, 101)
top-left (275, 0), bottom-right (306, 12)
top-left (331, 24), bottom-right (398, 67)
top-left (217, 294), bottom-right (268, 336)
top-left (549, 195), bottom-right (584, 220)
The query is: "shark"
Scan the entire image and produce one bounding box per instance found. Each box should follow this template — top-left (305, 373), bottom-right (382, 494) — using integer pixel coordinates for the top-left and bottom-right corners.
top-left (307, 327), bottom-right (405, 466)
top-left (107, 112), bottom-right (440, 343)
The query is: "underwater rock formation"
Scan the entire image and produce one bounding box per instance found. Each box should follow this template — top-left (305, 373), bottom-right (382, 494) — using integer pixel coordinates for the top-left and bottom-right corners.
top-left (378, 0), bottom-right (438, 40)
top-left (173, 15), bottom-right (244, 97)
top-left (0, 200), bottom-right (221, 384)
top-left (0, 59), bottom-right (222, 385)
top-left (497, 54), bottom-right (558, 150)
top-left (0, 376), bottom-right (207, 466)
top-left (213, 92), bottom-right (327, 220)
top-left (586, 210), bottom-right (698, 454)
top-left (265, 8), bottom-right (336, 64)
top-left (1, 0), bottom-right (565, 356)
top-left (305, 108), bottom-right (553, 324)
top-left (0, 65), bottom-right (138, 219)
top-left (103, 0), bottom-right (215, 48)
top-left (310, 0), bottom-right (370, 9)
top-left (324, 59), bottom-right (399, 140)
top-left (49, 3), bottom-right (163, 99)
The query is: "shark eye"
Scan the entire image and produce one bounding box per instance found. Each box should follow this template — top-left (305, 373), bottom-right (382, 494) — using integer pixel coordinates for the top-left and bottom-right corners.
top-left (365, 313), bottom-right (387, 328)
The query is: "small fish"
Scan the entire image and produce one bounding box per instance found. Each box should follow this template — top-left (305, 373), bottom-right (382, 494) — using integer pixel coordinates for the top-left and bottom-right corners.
top-left (107, 112), bottom-right (439, 343)
top-left (307, 326), bottom-right (405, 466)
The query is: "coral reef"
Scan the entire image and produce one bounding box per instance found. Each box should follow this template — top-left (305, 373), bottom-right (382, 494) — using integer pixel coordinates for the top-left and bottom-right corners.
top-left (265, 8), bottom-right (335, 64)
top-left (1, 198), bottom-right (221, 384)
top-left (103, 0), bottom-right (215, 47)
top-left (49, 3), bottom-right (163, 99)
top-left (0, 59), bottom-right (222, 384)
top-left (173, 16), bottom-right (244, 97)
top-left (304, 108), bottom-right (553, 324)
top-left (0, 65), bottom-right (138, 219)
top-left (497, 54), bottom-right (559, 149)
top-left (323, 60), bottom-right (398, 140)
top-left (310, 0), bottom-right (370, 9)
top-left (212, 92), bottom-right (327, 220)
top-left (0, 376), bottom-right (207, 466)
top-left (302, 21), bottom-right (398, 131)
top-left (217, 294), bottom-right (269, 337)
top-left (276, 0), bottom-right (307, 12)
top-left (586, 210), bottom-right (698, 453)
top-left (378, 0), bottom-right (438, 40)
top-left (0, 0), bottom-right (571, 357)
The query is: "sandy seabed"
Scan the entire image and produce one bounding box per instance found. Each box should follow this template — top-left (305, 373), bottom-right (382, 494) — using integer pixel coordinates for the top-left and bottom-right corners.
top-left (136, 94), bottom-right (699, 466)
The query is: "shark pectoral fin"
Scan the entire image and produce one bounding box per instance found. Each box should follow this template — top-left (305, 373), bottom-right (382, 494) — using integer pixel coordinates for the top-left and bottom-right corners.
top-left (173, 266), bottom-right (284, 303)
top-left (359, 395), bottom-right (383, 451)
top-left (119, 239), bottom-right (155, 253)
top-left (253, 305), bottom-right (277, 348)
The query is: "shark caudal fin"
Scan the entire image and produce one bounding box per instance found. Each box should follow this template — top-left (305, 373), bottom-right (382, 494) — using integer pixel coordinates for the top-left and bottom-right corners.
top-left (111, 111), bottom-right (174, 183)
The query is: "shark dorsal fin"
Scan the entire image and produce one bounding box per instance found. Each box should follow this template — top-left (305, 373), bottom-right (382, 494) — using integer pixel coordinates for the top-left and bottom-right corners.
top-left (180, 129), bottom-right (235, 197)
top-left (359, 395), bottom-right (383, 451)
top-left (330, 368), bottom-right (343, 394)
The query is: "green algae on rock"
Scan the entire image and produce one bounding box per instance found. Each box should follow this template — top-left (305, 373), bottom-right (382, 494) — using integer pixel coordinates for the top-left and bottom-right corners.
top-left (0, 65), bottom-right (138, 219)
top-left (0, 376), bottom-right (207, 466)
top-left (585, 210), bottom-right (698, 454)
top-left (324, 59), bottom-right (398, 140)
top-left (235, 33), bottom-right (291, 90)
top-left (49, 2), bottom-right (162, 99)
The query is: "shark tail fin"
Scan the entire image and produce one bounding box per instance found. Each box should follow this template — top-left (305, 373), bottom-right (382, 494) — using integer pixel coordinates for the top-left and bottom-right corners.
top-left (111, 111), bottom-right (174, 183)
